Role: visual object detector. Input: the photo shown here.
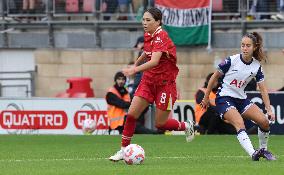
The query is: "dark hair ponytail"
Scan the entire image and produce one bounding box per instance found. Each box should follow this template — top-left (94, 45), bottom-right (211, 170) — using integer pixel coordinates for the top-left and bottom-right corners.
top-left (244, 32), bottom-right (266, 62)
top-left (252, 32), bottom-right (266, 62)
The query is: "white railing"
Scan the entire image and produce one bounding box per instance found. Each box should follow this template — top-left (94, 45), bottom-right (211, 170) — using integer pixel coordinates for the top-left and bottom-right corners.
top-left (1, 0), bottom-right (282, 21)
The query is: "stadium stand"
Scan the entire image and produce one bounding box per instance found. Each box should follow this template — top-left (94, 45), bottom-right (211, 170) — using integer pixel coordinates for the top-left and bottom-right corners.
top-left (0, 0), bottom-right (284, 98)
top-left (0, 0), bottom-right (282, 48)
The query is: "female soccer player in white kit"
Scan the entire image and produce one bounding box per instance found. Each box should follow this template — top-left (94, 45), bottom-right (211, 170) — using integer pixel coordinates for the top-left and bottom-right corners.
top-left (201, 32), bottom-right (276, 161)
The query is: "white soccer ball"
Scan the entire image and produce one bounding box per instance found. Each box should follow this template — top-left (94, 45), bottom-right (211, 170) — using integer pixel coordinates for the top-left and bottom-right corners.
top-left (123, 144), bottom-right (145, 165)
top-left (82, 119), bottom-right (96, 135)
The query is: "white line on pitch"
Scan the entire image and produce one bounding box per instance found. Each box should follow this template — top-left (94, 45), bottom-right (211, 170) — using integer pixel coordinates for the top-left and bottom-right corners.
top-left (0, 155), bottom-right (282, 162)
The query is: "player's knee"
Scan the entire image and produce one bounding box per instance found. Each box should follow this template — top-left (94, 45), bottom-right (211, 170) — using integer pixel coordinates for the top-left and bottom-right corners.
top-left (259, 119), bottom-right (270, 131)
top-left (232, 122), bottom-right (245, 131)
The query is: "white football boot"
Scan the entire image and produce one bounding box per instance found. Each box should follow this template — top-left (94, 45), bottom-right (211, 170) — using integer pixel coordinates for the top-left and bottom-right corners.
top-left (109, 149), bottom-right (124, 162)
top-left (185, 120), bottom-right (195, 142)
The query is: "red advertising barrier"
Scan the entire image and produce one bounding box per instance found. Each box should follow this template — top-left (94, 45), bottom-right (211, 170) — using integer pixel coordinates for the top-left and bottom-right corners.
top-left (0, 110), bottom-right (68, 129)
top-left (74, 110), bottom-right (108, 130)
top-left (0, 98), bottom-right (109, 135)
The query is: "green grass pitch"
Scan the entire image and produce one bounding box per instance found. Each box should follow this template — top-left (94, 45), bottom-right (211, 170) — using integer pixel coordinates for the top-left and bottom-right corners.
top-left (0, 134), bottom-right (283, 175)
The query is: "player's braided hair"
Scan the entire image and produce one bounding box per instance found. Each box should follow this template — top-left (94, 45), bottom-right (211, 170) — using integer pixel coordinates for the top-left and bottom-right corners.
top-left (244, 32), bottom-right (266, 62)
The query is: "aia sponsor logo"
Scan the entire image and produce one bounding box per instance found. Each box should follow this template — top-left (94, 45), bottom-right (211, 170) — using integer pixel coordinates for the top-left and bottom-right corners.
top-left (0, 111), bottom-right (68, 129)
top-left (74, 110), bottom-right (108, 130)
top-left (230, 79), bottom-right (246, 88)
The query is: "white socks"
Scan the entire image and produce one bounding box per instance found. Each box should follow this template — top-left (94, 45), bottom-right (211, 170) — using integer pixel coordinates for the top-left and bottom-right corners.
top-left (237, 129), bottom-right (255, 157)
top-left (258, 127), bottom-right (269, 150)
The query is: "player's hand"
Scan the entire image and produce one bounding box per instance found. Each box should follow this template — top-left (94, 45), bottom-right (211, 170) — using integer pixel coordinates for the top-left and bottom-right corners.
top-left (122, 66), bottom-right (136, 76)
top-left (200, 98), bottom-right (209, 110)
top-left (267, 111), bottom-right (275, 122)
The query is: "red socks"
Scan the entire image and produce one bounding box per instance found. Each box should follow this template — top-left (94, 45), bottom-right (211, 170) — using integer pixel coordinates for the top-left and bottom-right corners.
top-left (121, 117), bottom-right (185, 147)
top-left (121, 114), bottom-right (136, 147)
top-left (156, 118), bottom-right (185, 131)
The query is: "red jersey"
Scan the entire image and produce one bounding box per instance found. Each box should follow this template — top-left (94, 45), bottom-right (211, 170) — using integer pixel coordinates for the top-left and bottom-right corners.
top-left (142, 26), bottom-right (179, 84)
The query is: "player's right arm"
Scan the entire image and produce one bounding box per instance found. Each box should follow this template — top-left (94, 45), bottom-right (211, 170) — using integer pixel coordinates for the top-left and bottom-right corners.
top-left (201, 71), bottom-right (222, 109)
top-left (134, 52), bottom-right (161, 72)
top-left (123, 52), bottom-right (162, 76)
top-left (135, 52), bottom-right (147, 66)
top-left (201, 57), bottom-right (231, 109)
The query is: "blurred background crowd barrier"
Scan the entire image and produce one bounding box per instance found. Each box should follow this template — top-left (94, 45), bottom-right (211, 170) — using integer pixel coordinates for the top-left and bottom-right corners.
top-left (0, 0), bottom-right (283, 21)
top-left (0, 0), bottom-right (283, 49)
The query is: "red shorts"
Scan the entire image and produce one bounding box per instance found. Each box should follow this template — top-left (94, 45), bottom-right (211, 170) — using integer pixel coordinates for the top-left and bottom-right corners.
top-left (134, 80), bottom-right (177, 111)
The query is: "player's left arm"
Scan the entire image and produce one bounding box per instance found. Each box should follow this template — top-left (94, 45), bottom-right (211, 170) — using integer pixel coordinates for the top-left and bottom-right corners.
top-left (258, 81), bottom-right (275, 121)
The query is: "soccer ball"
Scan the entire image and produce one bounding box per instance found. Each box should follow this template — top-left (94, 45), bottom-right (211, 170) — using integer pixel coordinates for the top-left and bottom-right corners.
top-left (123, 144), bottom-right (145, 165)
top-left (82, 119), bottom-right (96, 135)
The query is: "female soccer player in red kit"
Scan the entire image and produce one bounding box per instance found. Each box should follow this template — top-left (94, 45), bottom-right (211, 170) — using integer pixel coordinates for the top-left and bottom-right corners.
top-left (109, 7), bottom-right (195, 162)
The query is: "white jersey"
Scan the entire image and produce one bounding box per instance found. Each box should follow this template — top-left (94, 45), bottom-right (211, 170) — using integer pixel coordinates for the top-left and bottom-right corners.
top-left (217, 54), bottom-right (264, 99)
